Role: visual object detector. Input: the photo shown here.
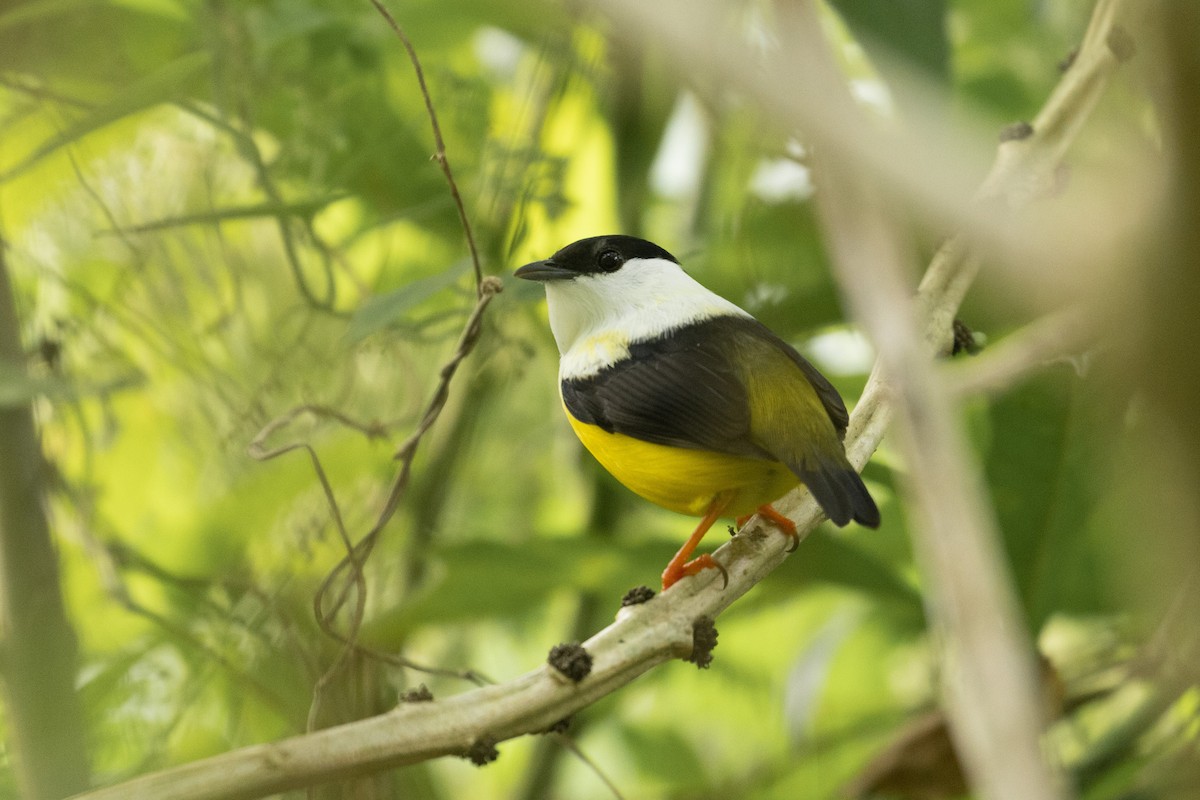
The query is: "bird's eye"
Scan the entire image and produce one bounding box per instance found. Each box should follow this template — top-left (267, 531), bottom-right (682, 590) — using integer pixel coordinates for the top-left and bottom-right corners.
top-left (597, 249), bottom-right (623, 272)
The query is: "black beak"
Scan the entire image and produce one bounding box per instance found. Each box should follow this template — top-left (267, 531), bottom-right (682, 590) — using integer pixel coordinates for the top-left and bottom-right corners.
top-left (514, 260), bottom-right (576, 282)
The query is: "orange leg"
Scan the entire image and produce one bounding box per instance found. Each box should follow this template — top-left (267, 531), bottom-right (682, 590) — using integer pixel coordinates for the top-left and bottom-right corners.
top-left (736, 504), bottom-right (800, 553)
top-left (662, 492), bottom-right (735, 590)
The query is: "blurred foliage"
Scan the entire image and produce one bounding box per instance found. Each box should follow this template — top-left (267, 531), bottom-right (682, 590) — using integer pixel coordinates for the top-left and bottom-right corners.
top-left (0, 0), bottom-right (1194, 799)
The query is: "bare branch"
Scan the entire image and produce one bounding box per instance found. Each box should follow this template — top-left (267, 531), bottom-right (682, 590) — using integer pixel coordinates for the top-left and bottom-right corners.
top-left (368, 0), bottom-right (486, 293)
top-left (803, 1), bottom-right (1130, 798)
top-left (823, 172), bottom-right (1068, 800)
top-left (245, 4), bottom-right (504, 713)
top-left (304, 3), bottom-right (498, 645)
top-left (310, 275), bottom-right (502, 644)
top-left (947, 307), bottom-right (1100, 399)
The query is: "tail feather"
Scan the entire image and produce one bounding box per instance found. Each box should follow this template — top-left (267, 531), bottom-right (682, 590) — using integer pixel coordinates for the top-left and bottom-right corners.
top-left (793, 456), bottom-right (880, 529)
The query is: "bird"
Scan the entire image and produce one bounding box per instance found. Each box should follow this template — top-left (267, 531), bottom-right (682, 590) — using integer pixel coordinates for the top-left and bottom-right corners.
top-left (515, 235), bottom-right (879, 590)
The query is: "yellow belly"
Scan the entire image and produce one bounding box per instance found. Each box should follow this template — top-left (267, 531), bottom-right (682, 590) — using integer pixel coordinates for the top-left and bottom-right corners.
top-left (566, 414), bottom-right (797, 517)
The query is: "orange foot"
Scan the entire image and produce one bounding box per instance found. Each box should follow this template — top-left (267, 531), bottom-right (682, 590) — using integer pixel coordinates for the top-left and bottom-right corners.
top-left (737, 504), bottom-right (800, 553)
top-left (661, 492), bottom-right (734, 591)
top-left (661, 553), bottom-right (729, 591)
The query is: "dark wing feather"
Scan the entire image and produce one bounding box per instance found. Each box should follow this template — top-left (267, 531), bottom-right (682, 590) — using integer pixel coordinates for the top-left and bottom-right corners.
top-left (791, 454), bottom-right (880, 527)
top-left (726, 319), bottom-right (878, 527)
top-left (561, 318), bottom-right (770, 460)
top-left (746, 323), bottom-right (850, 437)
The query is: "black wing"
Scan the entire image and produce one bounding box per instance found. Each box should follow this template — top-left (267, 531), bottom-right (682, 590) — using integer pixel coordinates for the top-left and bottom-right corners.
top-left (560, 315), bottom-right (850, 457)
top-left (561, 317), bottom-right (771, 460)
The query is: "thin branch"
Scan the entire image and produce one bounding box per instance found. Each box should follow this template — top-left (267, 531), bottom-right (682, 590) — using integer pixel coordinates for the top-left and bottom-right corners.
top-left (96, 196), bottom-right (348, 236)
top-left (246, 404), bottom-right (378, 628)
top-left (310, 278), bottom-right (501, 635)
top-left (173, 75), bottom-right (339, 312)
top-left (368, 0), bottom-right (485, 293)
top-left (248, 404), bottom-right (392, 453)
top-left (303, 1), bottom-right (498, 669)
top-left (231, 118), bottom-right (339, 312)
top-left (304, 0), bottom-right (498, 633)
top-left (947, 307), bottom-right (1100, 398)
top-left (243, 4), bottom-right (503, 727)
top-left (823, 165), bottom-right (1068, 800)
top-left (247, 406), bottom-right (369, 732)
top-left (245, 404), bottom-right (486, 725)
top-left (800, 2), bottom-right (1132, 798)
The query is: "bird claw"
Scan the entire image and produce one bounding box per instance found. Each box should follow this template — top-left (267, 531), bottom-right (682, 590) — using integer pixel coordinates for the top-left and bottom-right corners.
top-left (741, 505), bottom-right (800, 552)
top-left (661, 554), bottom-right (728, 591)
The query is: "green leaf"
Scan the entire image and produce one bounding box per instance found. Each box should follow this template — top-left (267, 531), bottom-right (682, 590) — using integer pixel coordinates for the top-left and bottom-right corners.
top-left (830, 0), bottom-right (950, 81)
top-left (0, 50), bottom-right (210, 182)
top-left (109, 195), bottom-right (348, 235)
top-left (344, 261), bottom-right (470, 342)
top-left (985, 366), bottom-right (1123, 627)
top-left (360, 538), bottom-right (666, 645)
top-left (0, 0), bottom-right (95, 33)
top-left (0, 362), bottom-right (143, 407)
top-left (761, 527), bottom-right (924, 627)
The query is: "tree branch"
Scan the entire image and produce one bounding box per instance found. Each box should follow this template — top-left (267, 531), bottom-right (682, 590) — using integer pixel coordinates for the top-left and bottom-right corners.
top-left (368, 0), bottom-right (485, 292)
top-left (801, 2), bottom-right (1129, 798)
top-left (238, 2), bottom-right (505, 746)
top-left (947, 307), bottom-right (1099, 399)
top-left (823, 164), bottom-right (1070, 800)
top-left (0, 239), bottom-right (91, 798)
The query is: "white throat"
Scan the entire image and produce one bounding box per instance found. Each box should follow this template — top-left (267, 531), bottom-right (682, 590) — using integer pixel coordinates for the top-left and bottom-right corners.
top-left (542, 257), bottom-right (750, 379)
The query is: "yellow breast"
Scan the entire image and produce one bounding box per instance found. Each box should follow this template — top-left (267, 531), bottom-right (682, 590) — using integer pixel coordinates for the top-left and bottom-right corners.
top-left (565, 412), bottom-right (797, 518)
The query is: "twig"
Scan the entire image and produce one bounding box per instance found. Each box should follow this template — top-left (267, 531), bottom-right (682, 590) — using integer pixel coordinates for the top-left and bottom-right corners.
top-left (310, 278), bottom-right (501, 633)
top-left (232, 116), bottom-right (339, 312)
top-left (246, 404), bottom-right (488, 722)
top-left (247, 405), bottom-right (367, 732)
top-left (244, 3), bottom-right (503, 727)
top-left (96, 196), bottom-right (348, 236)
top-left (305, 0), bottom-right (496, 628)
top-left (308, 0), bottom-right (498, 648)
top-left (368, 0), bottom-right (485, 293)
top-left (548, 732), bottom-right (627, 800)
top-left (246, 406), bottom-right (381, 597)
top-left (947, 307), bottom-right (1099, 398)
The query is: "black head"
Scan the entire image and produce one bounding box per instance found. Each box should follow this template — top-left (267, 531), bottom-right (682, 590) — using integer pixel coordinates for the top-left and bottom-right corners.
top-left (514, 235), bottom-right (680, 282)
